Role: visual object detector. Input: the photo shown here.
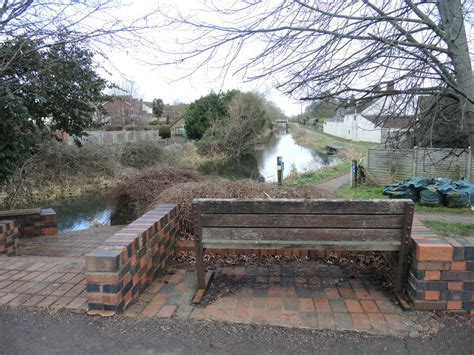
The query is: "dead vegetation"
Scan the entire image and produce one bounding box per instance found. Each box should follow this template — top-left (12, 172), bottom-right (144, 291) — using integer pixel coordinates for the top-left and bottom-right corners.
top-left (109, 165), bottom-right (203, 225)
top-left (153, 179), bottom-right (328, 234)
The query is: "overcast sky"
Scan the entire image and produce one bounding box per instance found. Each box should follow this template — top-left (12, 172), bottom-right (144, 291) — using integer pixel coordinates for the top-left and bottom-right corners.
top-left (97, 0), bottom-right (473, 116)
top-left (99, 0), bottom-right (308, 116)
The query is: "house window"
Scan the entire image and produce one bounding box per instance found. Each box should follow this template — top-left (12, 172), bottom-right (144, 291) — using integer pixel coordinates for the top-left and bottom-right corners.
top-left (354, 115), bottom-right (356, 121)
top-left (348, 130), bottom-right (351, 134)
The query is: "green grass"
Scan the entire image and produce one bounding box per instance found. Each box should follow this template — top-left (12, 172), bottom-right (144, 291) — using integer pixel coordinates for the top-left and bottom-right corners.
top-left (336, 183), bottom-right (474, 216)
top-left (336, 184), bottom-right (386, 199)
top-left (285, 162), bottom-right (351, 186)
top-left (422, 221), bottom-right (474, 237)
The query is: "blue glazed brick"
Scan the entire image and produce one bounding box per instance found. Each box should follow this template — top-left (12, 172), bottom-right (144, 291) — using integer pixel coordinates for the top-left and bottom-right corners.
top-left (85, 249), bottom-right (121, 272)
top-left (88, 303), bottom-right (103, 310)
top-left (441, 271), bottom-right (474, 281)
top-left (465, 282), bottom-right (474, 291)
top-left (103, 282), bottom-right (123, 294)
top-left (418, 281), bottom-right (448, 291)
top-left (467, 261), bottom-right (474, 271)
top-left (86, 284), bottom-right (101, 293)
top-left (121, 280), bottom-right (133, 296)
top-left (463, 301), bottom-right (474, 310)
top-left (440, 290), bottom-right (471, 301)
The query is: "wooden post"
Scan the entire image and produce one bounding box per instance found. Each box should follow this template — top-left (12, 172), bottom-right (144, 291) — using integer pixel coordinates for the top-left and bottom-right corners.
top-left (192, 203), bottom-right (206, 290)
top-left (277, 156), bottom-right (283, 185)
top-left (467, 146), bottom-right (472, 179)
top-left (394, 200), bottom-right (415, 295)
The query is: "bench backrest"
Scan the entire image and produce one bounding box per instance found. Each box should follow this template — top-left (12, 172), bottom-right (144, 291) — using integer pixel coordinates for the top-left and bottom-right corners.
top-left (192, 198), bottom-right (415, 251)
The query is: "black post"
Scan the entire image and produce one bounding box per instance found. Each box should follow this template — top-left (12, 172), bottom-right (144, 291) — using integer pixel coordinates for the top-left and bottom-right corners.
top-left (277, 156), bottom-right (283, 185)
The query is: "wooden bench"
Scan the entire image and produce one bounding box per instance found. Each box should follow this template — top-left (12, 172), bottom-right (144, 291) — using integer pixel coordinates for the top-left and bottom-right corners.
top-left (192, 198), bottom-right (415, 301)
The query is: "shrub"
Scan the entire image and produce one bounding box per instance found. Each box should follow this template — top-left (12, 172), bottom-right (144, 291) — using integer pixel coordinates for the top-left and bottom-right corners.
top-left (159, 125), bottom-right (171, 138)
top-left (108, 165), bottom-right (202, 224)
top-left (119, 141), bottom-right (163, 169)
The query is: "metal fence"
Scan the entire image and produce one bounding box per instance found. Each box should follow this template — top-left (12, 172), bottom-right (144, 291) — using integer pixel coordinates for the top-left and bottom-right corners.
top-left (68, 130), bottom-right (162, 145)
top-left (365, 147), bottom-right (473, 185)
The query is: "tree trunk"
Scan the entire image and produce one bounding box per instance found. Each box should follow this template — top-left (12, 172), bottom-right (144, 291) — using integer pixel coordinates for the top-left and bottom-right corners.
top-left (437, 0), bottom-right (474, 148)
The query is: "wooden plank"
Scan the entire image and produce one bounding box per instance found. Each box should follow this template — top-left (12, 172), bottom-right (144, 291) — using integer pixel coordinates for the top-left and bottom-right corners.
top-left (0, 208), bottom-right (41, 217)
top-left (394, 201), bottom-right (415, 295)
top-left (193, 204), bottom-right (206, 290)
top-left (201, 214), bottom-right (404, 229)
top-left (202, 227), bottom-right (402, 242)
top-left (193, 199), bottom-right (408, 215)
top-left (203, 239), bottom-right (400, 251)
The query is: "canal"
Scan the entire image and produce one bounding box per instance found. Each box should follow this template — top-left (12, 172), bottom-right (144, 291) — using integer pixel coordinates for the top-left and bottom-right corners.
top-left (32, 130), bottom-right (339, 232)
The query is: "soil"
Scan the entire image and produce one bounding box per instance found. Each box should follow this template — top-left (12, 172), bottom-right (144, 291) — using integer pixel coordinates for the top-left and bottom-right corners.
top-left (169, 251), bottom-right (395, 306)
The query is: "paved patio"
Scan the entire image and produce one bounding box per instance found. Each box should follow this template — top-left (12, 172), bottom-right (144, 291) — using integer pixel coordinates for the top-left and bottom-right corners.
top-left (123, 263), bottom-right (436, 336)
top-left (0, 227), bottom-right (438, 336)
top-left (0, 227), bottom-right (121, 311)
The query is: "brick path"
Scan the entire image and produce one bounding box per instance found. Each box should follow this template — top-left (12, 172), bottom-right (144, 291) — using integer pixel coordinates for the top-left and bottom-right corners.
top-left (0, 227), bottom-right (121, 311)
top-left (124, 263), bottom-right (435, 336)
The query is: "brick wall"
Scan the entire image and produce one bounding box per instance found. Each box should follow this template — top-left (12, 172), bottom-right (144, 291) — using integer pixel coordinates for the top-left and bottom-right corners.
top-left (408, 218), bottom-right (474, 314)
top-left (0, 220), bottom-right (19, 256)
top-left (85, 204), bottom-right (179, 312)
top-left (0, 208), bottom-right (57, 238)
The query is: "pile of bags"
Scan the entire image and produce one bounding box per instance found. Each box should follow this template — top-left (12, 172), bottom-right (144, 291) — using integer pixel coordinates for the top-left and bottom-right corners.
top-left (383, 177), bottom-right (474, 208)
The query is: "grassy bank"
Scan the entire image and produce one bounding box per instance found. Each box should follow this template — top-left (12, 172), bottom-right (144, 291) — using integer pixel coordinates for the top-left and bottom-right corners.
top-left (422, 221), bottom-right (474, 237)
top-left (336, 183), bottom-right (474, 216)
top-left (0, 140), bottom-right (205, 208)
top-left (289, 123), bottom-right (377, 161)
top-left (285, 162), bottom-right (351, 186)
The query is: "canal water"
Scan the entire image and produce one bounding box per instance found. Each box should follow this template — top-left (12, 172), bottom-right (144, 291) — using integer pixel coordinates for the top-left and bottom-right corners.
top-left (39, 130), bottom-right (338, 232)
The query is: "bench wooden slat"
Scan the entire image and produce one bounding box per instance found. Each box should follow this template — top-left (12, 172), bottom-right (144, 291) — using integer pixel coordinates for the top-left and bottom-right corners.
top-left (203, 239), bottom-right (400, 251)
top-left (0, 208), bottom-right (42, 217)
top-left (202, 227), bottom-right (402, 242)
top-left (201, 214), bottom-right (405, 229)
top-left (193, 199), bottom-right (408, 215)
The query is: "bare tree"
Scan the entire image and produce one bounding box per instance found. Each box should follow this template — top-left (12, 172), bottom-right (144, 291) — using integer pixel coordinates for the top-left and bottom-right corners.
top-left (0, 0), bottom-right (162, 81)
top-left (160, 0), bottom-right (474, 147)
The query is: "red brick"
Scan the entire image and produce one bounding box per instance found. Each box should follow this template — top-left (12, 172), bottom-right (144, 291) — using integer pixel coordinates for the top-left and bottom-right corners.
top-left (314, 299), bottom-right (331, 313)
top-left (351, 313), bottom-right (371, 331)
top-left (86, 273), bottom-right (119, 284)
top-left (142, 301), bottom-right (163, 317)
top-left (267, 297), bottom-right (283, 310)
top-left (167, 273), bottom-right (183, 284)
top-left (447, 301), bottom-right (462, 310)
top-left (451, 261), bottom-right (466, 271)
top-left (367, 313), bottom-right (387, 329)
top-left (448, 281), bottom-right (463, 291)
top-left (23, 295), bottom-right (46, 307)
top-left (360, 300), bottom-right (379, 313)
top-left (299, 298), bottom-right (315, 311)
top-left (424, 291), bottom-right (440, 301)
top-left (36, 295), bottom-right (59, 308)
top-left (157, 305), bottom-right (176, 318)
top-left (251, 297), bottom-right (266, 309)
top-left (233, 307), bottom-right (250, 322)
top-left (424, 271), bottom-right (441, 280)
top-left (354, 288), bottom-right (371, 300)
top-left (345, 300), bottom-right (363, 313)
top-left (324, 288), bottom-right (340, 299)
top-left (416, 243), bottom-right (453, 261)
top-left (339, 288), bottom-right (355, 299)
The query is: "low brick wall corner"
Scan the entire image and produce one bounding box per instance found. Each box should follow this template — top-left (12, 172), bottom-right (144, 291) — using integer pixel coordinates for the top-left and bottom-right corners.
top-left (0, 220), bottom-right (19, 256)
top-left (409, 218), bottom-right (474, 314)
top-left (85, 203), bottom-right (179, 312)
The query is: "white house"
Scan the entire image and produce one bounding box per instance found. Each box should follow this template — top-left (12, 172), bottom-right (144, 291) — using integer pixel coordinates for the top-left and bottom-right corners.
top-left (323, 96), bottom-right (416, 144)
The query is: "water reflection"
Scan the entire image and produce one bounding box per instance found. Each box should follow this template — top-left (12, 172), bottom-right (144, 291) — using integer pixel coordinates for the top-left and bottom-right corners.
top-left (255, 131), bottom-right (339, 182)
top-left (47, 194), bottom-right (112, 232)
top-left (199, 154), bottom-right (263, 180)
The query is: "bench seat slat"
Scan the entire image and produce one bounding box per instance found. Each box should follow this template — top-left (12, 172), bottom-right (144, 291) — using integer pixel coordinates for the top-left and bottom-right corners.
top-left (202, 227), bottom-right (402, 242)
top-left (201, 214), bottom-right (404, 229)
top-left (194, 199), bottom-right (408, 215)
top-left (203, 239), bottom-right (400, 251)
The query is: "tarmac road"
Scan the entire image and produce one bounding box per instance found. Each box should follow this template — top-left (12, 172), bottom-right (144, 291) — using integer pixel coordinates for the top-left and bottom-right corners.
top-left (0, 307), bottom-right (473, 354)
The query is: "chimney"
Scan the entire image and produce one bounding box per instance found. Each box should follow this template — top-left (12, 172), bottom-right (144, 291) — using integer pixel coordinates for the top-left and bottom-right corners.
top-left (387, 81), bottom-right (395, 92)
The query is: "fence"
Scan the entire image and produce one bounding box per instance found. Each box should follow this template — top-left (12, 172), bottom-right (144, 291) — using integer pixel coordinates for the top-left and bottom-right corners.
top-left (67, 130), bottom-right (162, 145)
top-left (365, 147), bottom-right (473, 185)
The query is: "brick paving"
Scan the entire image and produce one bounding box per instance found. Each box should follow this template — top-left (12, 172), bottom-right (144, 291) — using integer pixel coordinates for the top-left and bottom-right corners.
top-left (0, 227), bottom-right (121, 312)
top-left (124, 263), bottom-right (435, 336)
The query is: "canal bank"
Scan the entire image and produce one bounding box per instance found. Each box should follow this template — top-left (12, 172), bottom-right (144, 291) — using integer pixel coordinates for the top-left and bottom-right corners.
top-left (3, 127), bottom-right (340, 232)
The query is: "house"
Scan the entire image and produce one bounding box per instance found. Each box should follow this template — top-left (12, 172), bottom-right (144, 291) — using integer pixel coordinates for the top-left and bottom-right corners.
top-left (102, 95), bottom-right (155, 126)
top-left (323, 95), bottom-right (416, 144)
top-left (170, 116), bottom-right (186, 137)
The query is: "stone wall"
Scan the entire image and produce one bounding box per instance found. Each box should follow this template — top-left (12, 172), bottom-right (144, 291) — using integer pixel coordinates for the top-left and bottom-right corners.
top-left (85, 204), bottom-right (180, 312)
top-left (408, 218), bottom-right (473, 314)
